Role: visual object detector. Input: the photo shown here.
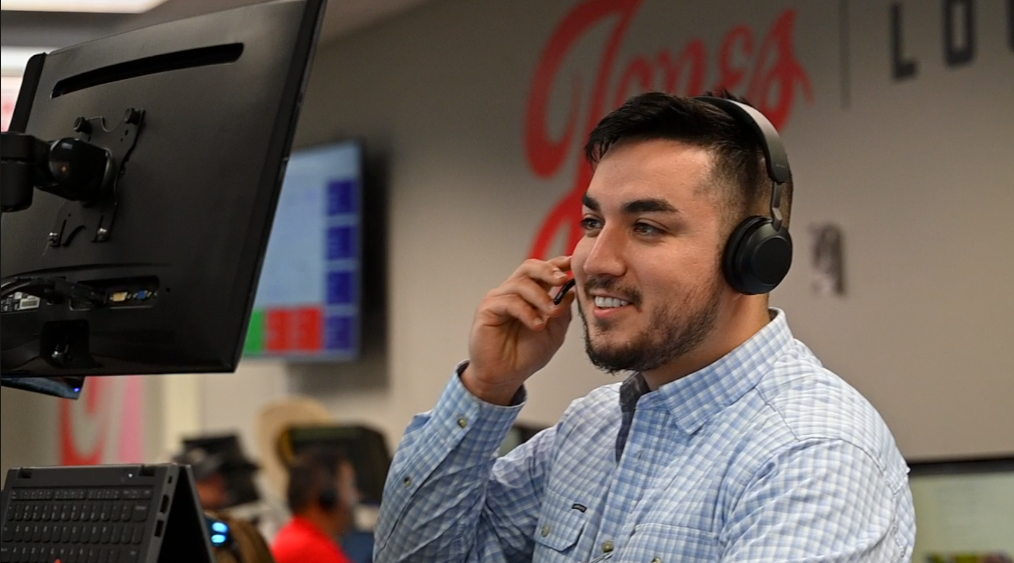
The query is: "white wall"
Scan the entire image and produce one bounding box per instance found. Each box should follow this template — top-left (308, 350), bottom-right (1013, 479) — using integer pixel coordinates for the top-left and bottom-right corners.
top-left (0, 389), bottom-right (58, 486)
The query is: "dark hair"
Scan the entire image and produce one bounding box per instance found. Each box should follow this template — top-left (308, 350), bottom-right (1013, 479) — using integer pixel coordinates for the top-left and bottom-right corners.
top-left (285, 447), bottom-right (345, 514)
top-left (584, 90), bottom-right (793, 229)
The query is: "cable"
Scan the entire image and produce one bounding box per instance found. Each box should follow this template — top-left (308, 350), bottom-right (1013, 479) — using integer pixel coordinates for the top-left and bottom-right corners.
top-left (0, 276), bottom-right (108, 305)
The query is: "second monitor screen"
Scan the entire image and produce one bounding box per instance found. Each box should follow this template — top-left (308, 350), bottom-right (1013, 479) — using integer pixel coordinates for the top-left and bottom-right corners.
top-left (244, 141), bottom-right (363, 361)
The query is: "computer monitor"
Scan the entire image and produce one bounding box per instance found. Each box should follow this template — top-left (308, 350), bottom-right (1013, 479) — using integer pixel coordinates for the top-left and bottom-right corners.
top-left (0, 0), bottom-right (327, 386)
top-left (909, 456), bottom-right (1014, 563)
top-left (280, 424), bottom-right (391, 505)
top-left (243, 140), bottom-right (364, 361)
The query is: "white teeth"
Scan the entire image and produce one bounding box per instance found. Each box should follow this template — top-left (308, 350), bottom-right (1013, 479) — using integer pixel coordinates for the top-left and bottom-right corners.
top-left (594, 296), bottom-right (630, 309)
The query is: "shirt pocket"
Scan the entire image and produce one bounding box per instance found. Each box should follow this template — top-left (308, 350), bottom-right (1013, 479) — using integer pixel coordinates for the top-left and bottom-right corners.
top-left (533, 490), bottom-right (589, 554)
top-left (620, 524), bottom-right (718, 562)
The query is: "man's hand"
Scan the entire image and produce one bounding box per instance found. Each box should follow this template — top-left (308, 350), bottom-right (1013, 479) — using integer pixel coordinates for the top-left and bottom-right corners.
top-left (461, 256), bottom-right (576, 405)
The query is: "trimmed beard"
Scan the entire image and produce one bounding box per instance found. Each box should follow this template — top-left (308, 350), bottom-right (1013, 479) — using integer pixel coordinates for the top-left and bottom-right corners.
top-left (579, 276), bottom-right (723, 376)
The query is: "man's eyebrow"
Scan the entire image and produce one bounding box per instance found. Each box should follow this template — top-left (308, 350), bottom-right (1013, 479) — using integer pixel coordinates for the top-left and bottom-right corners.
top-left (582, 194), bottom-right (680, 215)
top-left (622, 198), bottom-right (679, 215)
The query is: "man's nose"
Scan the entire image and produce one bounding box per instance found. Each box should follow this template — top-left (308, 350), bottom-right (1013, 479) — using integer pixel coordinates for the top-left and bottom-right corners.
top-left (581, 226), bottom-right (626, 278)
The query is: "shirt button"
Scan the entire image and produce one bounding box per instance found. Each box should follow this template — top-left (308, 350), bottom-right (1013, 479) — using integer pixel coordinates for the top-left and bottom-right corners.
top-left (602, 540), bottom-right (614, 552)
top-left (457, 416), bottom-right (468, 428)
top-left (651, 558), bottom-right (662, 563)
top-left (403, 477), bottom-right (412, 488)
top-left (540, 524), bottom-right (551, 537)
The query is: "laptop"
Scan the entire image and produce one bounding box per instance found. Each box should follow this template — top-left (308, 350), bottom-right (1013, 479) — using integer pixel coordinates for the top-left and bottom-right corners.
top-left (1, 463), bottom-right (214, 563)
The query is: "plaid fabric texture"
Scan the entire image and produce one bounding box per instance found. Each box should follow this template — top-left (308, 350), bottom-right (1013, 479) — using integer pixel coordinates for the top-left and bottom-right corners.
top-left (375, 310), bottom-right (915, 563)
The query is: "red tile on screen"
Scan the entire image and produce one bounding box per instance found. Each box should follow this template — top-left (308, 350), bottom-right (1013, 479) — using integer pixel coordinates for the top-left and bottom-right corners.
top-left (295, 307), bottom-right (323, 351)
top-left (266, 309), bottom-right (295, 352)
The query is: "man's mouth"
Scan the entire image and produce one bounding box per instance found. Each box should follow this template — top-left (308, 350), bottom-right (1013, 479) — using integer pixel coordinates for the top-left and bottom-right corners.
top-left (593, 296), bottom-right (631, 309)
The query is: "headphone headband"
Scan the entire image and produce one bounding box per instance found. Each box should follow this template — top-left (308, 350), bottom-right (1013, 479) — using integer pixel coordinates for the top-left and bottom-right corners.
top-left (695, 95), bottom-right (794, 295)
top-left (695, 96), bottom-right (788, 231)
top-left (693, 96), bottom-right (789, 184)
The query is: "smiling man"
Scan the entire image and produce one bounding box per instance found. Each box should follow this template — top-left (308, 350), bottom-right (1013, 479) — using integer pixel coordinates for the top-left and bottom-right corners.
top-left (374, 91), bottom-right (915, 563)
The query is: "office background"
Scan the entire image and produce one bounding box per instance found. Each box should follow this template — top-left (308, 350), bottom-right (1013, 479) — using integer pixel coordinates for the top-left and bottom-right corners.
top-left (1, 0), bottom-right (1012, 484)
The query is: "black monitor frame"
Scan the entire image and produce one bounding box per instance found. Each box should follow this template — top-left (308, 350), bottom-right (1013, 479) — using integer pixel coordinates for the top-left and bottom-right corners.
top-left (1, 0), bottom-right (327, 396)
top-left (907, 454), bottom-right (1014, 477)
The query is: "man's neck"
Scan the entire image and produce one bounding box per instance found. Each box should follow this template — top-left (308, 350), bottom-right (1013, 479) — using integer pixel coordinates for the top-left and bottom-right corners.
top-left (642, 300), bottom-right (771, 391)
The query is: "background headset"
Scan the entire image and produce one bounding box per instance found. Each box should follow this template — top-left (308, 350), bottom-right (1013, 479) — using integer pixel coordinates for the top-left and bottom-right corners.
top-left (316, 462), bottom-right (340, 511)
top-left (277, 430), bottom-right (342, 512)
top-left (694, 96), bottom-right (793, 295)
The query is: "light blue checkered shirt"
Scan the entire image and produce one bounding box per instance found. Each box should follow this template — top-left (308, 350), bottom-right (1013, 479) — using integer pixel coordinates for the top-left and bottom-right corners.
top-left (375, 310), bottom-right (916, 562)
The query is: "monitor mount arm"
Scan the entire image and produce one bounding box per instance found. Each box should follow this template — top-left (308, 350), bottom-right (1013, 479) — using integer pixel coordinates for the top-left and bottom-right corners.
top-left (1, 109), bottom-right (144, 399)
top-left (0, 108), bottom-right (145, 306)
top-left (1, 106), bottom-right (144, 224)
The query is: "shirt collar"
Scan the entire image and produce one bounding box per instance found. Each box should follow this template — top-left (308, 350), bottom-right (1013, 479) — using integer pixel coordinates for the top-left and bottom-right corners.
top-left (619, 371), bottom-right (651, 413)
top-left (627, 308), bottom-right (794, 434)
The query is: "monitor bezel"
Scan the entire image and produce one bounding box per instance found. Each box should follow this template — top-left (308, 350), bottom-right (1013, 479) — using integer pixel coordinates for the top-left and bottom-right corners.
top-left (907, 454), bottom-right (1014, 477)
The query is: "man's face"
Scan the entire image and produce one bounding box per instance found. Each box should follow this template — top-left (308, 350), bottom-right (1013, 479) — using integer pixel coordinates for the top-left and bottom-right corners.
top-left (336, 460), bottom-right (359, 511)
top-left (572, 138), bottom-right (732, 376)
top-left (195, 473), bottom-right (229, 511)
top-left (324, 460), bottom-right (359, 537)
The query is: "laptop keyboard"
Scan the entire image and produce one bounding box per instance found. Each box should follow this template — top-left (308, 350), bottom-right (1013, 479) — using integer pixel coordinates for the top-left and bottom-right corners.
top-left (1, 487), bottom-right (155, 563)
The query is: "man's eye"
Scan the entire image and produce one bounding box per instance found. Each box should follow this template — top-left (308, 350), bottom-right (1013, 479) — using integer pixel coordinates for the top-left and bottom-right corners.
top-left (633, 222), bottom-right (662, 235)
top-left (581, 217), bottom-right (602, 231)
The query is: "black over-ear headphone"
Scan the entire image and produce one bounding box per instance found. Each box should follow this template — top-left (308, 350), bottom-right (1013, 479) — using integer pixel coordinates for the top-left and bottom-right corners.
top-left (695, 96), bottom-right (793, 295)
top-left (318, 480), bottom-right (339, 511)
top-left (278, 430), bottom-right (341, 512)
top-left (315, 456), bottom-right (340, 511)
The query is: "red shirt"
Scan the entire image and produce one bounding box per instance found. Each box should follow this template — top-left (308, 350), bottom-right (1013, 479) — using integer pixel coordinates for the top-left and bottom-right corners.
top-left (271, 516), bottom-right (354, 563)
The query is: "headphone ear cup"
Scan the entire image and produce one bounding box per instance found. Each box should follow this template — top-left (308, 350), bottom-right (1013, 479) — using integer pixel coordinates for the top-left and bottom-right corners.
top-left (723, 216), bottom-right (793, 295)
top-left (318, 486), bottom-right (339, 511)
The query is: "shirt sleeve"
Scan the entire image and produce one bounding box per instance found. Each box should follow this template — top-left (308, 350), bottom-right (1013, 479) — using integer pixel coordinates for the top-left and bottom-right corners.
top-left (720, 438), bottom-right (914, 563)
top-left (374, 366), bottom-right (556, 563)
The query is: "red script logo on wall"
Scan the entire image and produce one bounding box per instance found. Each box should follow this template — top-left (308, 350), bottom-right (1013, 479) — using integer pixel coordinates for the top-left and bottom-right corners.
top-left (61, 376), bottom-right (146, 465)
top-left (1, 76), bottom-right (22, 132)
top-left (524, 0), bottom-right (813, 259)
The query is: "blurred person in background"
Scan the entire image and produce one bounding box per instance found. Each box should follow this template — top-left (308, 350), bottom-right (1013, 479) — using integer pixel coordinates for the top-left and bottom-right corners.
top-left (272, 447), bottom-right (359, 563)
top-left (173, 437), bottom-right (279, 562)
top-left (172, 435), bottom-right (261, 513)
top-left (207, 512), bottom-right (278, 563)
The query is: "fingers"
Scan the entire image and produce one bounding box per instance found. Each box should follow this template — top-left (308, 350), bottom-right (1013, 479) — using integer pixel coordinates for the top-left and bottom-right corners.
top-left (511, 257), bottom-right (572, 290)
top-left (479, 256), bottom-right (574, 330)
top-left (487, 257), bottom-right (573, 318)
top-left (546, 255), bottom-right (572, 271)
top-left (479, 286), bottom-right (574, 334)
top-left (488, 278), bottom-right (557, 318)
top-left (480, 293), bottom-right (549, 332)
